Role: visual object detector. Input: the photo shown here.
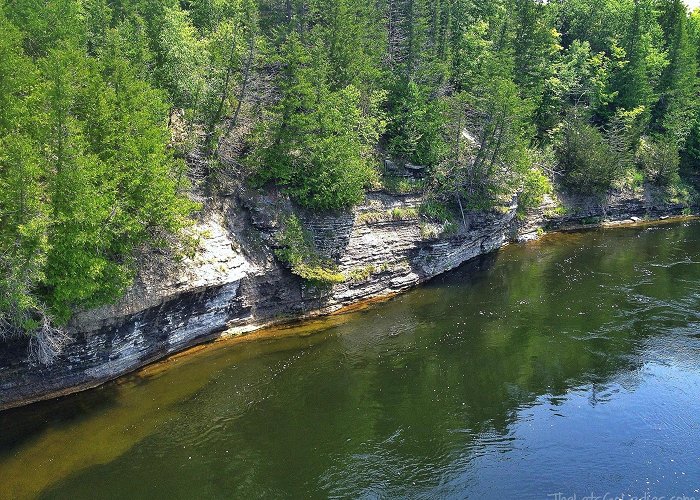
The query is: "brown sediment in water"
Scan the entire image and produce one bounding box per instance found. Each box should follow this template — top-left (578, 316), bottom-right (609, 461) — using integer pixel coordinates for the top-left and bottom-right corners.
top-left (137, 291), bottom-right (403, 380)
top-left (137, 216), bottom-right (700, 382)
top-left (2, 215), bottom-right (697, 414)
top-left (59, 215), bottom-right (700, 397)
top-left (0, 317), bottom-right (342, 499)
top-left (1, 215), bottom-right (698, 499)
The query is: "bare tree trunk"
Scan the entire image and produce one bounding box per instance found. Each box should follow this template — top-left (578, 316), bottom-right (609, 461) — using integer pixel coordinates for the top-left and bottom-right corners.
top-left (216, 36), bottom-right (255, 157)
top-left (206, 30), bottom-right (239, 149)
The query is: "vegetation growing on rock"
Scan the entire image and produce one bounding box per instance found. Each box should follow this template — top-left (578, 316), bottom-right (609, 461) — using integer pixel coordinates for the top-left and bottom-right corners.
top-left (274, 215), bottom-right (345, 285)
top-left (1, 0), bottom-right (700, 355)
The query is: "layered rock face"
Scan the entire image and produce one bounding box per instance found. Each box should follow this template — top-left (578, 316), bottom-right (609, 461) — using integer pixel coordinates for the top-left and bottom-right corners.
top-left (0, 189), bottom-right (690, 410)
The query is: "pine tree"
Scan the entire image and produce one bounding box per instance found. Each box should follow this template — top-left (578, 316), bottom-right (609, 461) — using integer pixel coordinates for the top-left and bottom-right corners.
top-left (653, 0), bottom-right (699, 144)
top-left (680, 9), bottom-right (700, 172)
top-left (510, 0), bottom-right (561, 135)
top-left (250, 32), bottom-right (380, 210)
top-left (0, 10), bottom-right (49, 335)
top-left (0, 3), bottom-right (196, 349)
top-left (612, 0), bottom-right (654, 112)
top-left (157, 6), bottom-right (208, 112)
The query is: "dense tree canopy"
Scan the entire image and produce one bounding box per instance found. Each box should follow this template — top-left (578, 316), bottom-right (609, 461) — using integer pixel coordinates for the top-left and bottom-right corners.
top-left (1, 0), bottom-right (700, 355)
top-left (0, 0), bottom-right (196, 359)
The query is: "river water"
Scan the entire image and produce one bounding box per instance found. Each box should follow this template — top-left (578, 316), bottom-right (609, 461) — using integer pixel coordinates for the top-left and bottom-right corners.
top-left (2, 221), bottom-right (700, 499)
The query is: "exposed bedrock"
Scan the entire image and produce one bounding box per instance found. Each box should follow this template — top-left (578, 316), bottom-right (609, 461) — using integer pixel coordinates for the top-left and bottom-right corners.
top-left (0, 187), bottom-right (691, 410)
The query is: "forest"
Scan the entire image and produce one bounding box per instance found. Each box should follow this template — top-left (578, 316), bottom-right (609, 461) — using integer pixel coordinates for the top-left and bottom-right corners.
top-left (1, 0), bottom-right (699, 358)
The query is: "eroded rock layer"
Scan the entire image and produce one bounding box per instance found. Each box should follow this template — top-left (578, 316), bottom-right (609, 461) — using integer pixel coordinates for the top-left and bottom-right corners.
top-left (0, 189), bottom-right (690, 410)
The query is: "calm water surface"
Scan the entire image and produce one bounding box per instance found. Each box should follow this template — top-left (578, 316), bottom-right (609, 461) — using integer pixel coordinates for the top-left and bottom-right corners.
top-left (2, 221), bottom-right (700, 499)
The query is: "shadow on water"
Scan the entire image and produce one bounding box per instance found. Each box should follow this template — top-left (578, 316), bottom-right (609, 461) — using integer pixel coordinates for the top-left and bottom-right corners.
top-left (0, 385), bottom-right (121, 451)
top-left (2, 221), bottom-right (700, 498)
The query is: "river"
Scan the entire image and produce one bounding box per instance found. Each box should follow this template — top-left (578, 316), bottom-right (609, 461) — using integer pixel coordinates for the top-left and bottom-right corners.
top-left (2, 221), bottom-right (700, 499)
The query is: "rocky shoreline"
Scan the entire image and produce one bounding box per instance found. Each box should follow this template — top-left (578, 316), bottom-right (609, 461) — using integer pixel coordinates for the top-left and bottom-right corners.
top-left (0, 187), bottom-right (694, 411)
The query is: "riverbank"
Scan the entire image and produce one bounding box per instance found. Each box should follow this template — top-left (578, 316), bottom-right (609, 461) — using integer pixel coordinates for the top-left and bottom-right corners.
top-left (0, 186), bottom-right (695, 411)
top-left (5, 219), bottom-right (700, 499)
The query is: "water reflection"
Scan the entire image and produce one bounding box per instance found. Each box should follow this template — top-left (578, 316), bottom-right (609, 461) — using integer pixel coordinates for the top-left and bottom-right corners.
top-left (2, 221), bottom-right (700, 499)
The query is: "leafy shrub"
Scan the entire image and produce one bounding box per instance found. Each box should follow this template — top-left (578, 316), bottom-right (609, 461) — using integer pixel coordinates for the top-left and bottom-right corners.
top-left (681, 119), bottom-right (700, 174)
top-left (380, 175), bottom-right (426, 195)
top-left (518, 168), bottom-right (553, 215)
top-left (419, 223), bottom-right (440, 240)
top-left (294, 264), bottom-right (346, 284)
top-left (346, 265), bottom-right (376, 283)
top-left (637, 136), bottom-right (680, 186)
top-left (544, 205), bottom-right (568, 218)
top-left (390, 207), bottom-right (419, 220)
top-left (614, 168), bottom-right (645, 191)
top-left (555, 116), bottom-right (625, 194)
top-left (356, 208), bottom-right (418, 224)
top-left (274, 214), bottom-right (309, 267)
top-left (356, 211), bottom-right (387, 224)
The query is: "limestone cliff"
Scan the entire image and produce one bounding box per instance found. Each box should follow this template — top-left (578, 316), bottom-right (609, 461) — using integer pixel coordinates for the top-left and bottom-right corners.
top-left (0, 187), bottom-right (691, 410)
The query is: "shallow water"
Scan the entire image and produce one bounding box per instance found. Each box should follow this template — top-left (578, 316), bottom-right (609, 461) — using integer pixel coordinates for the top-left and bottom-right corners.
top-left (2, 221), bottom-right (700, 499)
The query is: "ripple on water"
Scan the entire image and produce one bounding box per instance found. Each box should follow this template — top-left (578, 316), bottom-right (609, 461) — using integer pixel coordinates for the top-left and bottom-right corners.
top-left (4, 221), bottom-right (700, 499)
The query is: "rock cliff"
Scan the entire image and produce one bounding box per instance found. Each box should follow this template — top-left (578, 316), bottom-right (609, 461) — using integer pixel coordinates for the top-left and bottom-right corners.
top-left (0, 187), bottom-right (692, 410)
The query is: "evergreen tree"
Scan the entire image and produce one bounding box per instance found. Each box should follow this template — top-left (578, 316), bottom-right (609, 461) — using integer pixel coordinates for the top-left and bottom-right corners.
top-left (157, 6), bottom-right (208, 112)
top-left (0, 10), bottom-right (48, 335)
top-left (654, 0), bottom-right (699, 144)
top-left (612, 0), bottom-right (655, 112)
top-left (250, 32), bottom-right (381, 210)
top-left (0, 2), bottom-right (196, 356)
top-left (3, 0), bottom-right (700, 353)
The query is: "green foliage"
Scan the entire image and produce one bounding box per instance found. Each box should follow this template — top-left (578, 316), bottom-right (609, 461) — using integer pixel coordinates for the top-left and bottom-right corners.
top-left (357, 207), bottom-right (418, 224)
top-left (659, 179), bottom-right (696, 207)
top-left (0, 3), bottom-right (197, 348)
top-left (419, 200), bottom-right (454, 223)
top-left (275, 215), bottom-right (345, 285)
top-left (542, 39), bottom-right (616, 125)
top-left (637, 136), bottom-right (681, 186)
top-left (543, 205), bottom-right (569, 221)
top-left (386, 81), bottom-right (449, 166)
top-left (430, 50), bottom-right (535, 212)
top-left (555, 114), bottom-right (625, 194)
top-left (615, 168), bottom-right (646, 192)
top-left (653, 0), bottom-right (699, 145)
top-left (4, 0), bottom-right (85, 57)
top-left (519, 168), bottom-right (553, 215)
top-left (390, 207), bottom-right (419, 221)
top-left (466, 69), bottom-right (535, 204)
top-left (380, 175), bottom-right (426, 195)
top-left (38, 44), bottom-right (197, 323)
top-left (682, 117), bottom-right (700, 173)
top-left (273, 214), bottom-right (307, 266)
top-left (346, 265), bottom-right (376, 283)
top-left (293, 264), bottom-right (346, 284)
top-left (157, 6), bottom-right (208, 111)
top-left (250, 33), bottom-right (382, 211)
top-left (311, 0), bottom-right (386, 91)
top-left (0, 135), bottom-right (49, 334)
top-left (610, 0), bottom-right (657, 113)
top-left (4, 0), bottom-right (700, 351)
